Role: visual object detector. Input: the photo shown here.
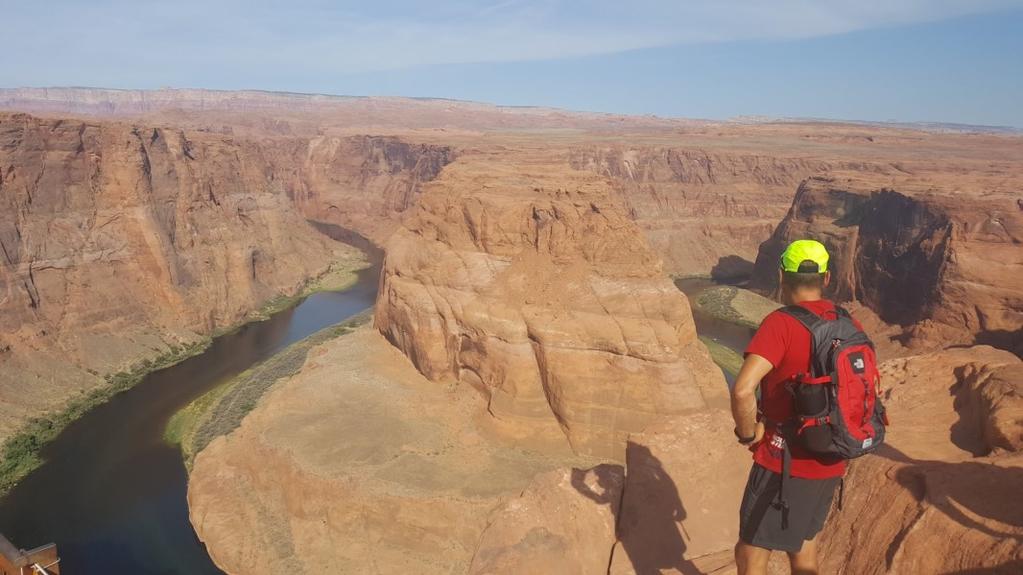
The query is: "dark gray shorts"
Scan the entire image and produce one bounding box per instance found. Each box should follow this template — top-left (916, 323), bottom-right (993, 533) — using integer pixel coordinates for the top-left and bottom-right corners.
top-left (738, 463), bottom-right (839, 553)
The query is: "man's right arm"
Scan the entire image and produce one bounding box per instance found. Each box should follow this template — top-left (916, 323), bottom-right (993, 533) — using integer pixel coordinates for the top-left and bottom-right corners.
top-left (731, 353), bottom-right (773, 442)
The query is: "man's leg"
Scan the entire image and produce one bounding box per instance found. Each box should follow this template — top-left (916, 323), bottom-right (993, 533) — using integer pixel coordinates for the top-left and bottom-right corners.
top-left (786, 535), bottom-right (819, 575)
top-left (735, 540), bottom-right (771, 575)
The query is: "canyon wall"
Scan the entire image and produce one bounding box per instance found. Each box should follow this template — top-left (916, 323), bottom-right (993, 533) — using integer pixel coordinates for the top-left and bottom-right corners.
top-left (295, 135), bottom-right (454, 242)
top-left (12, 88), bottom-right (1021, 285)
top-left (375, 151), bottom-right (727, 458)
top-left (0, 111), bottom-right (459, 444)
top-left (751, 176), bottom-right (1023, 355)
top-left (567, 147), bottom-right (897, 277)
top-left (191, 148), bottom-right (757, 574)
top-left (0, 112), bottom-right (358, 441)
top-left (7, 90), bottom-right (1021, 573)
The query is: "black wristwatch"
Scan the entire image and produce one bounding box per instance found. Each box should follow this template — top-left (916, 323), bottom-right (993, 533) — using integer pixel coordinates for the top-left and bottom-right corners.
top-left (734, 427), bottom-right (756, 445)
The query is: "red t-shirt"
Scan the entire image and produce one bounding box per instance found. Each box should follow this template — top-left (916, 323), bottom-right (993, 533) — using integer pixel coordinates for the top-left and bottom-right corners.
top-left (745, 299), bottom-right (862, 479)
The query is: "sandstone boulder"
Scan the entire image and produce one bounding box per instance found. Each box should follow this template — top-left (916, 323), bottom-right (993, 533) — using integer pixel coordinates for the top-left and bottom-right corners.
top-left (820, 448), bottom-right (1023, 575)
top-left (878, 345), bottom-right (1020, 460)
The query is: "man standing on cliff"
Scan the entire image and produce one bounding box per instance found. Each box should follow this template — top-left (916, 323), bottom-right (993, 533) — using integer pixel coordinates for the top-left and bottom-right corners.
top-left (730, 240), bottom-right (855, 575)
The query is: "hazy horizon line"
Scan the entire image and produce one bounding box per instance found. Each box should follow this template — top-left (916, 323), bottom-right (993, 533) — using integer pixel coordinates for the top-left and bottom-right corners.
top-left (3, 85), bottom-right (1021, 133)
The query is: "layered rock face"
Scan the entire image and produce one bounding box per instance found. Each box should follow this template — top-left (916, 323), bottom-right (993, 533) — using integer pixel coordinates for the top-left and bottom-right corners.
top-left (567, 147), bottom-right (899, 277)
top-left (751, 176), bottom-right (1023, 355)
top-left (0, 112), bottom-right (356, 440)
top-left (375, 152), bottom-right (727, 458)
top-left (295, 135), bottom-right (454, 242)
top-left (567, 147), bottom-right (809, 276)
top-left (819, 346), bottom-right (1023, 573)
top-left (192, 150), bottom-right (750, 574)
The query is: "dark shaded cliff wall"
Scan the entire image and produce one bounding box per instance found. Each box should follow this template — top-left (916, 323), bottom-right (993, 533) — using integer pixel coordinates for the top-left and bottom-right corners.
top-left (296, 135), bottom-right (455, 243)
top-left (752, 176), bottom-right (1022, 354)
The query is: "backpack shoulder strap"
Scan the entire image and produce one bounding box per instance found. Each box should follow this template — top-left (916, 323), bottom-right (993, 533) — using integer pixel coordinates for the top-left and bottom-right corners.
top-left (779, 305), bottom-right (824, 333)
top-left (834, 305), bottom-right (852, 319)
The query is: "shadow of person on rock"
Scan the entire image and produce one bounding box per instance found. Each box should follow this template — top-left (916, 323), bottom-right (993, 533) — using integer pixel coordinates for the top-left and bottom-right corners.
top-left (571, 463), bottom-right (624, 518)
top-left (574, 442), bottom-right (701, 575)
top-left (877, 444), bottom-right (1023, 541)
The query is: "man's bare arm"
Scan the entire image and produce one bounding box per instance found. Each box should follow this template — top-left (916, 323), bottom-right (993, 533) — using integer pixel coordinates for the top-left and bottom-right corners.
top-left (731, 353), bottom-right (773, 440)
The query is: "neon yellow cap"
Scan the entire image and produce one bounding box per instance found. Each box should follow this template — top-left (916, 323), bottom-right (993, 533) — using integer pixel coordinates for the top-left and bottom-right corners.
top-left (780, 239), bottom-right (829, 273)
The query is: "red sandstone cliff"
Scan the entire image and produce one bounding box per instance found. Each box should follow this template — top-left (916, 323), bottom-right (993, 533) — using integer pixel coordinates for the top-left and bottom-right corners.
top-left (8, 88), bottom-right (1022, 285)
top-left (374, 150), bottom-right (727, 459)
top-left (189, 142), bottom-right (753, 570)
top-left (0, 111), bottom-right (459, 443)
top-left (567, 147), bottom-right (898, 277)
top-left (0, 113), bottom-right (357, 441)
top-left (751, 176), bottom-right (1023, 356)
top-left (9, 89), bottom-right (1016, 573)
top-left (295, 135), bottom-right (454, 242)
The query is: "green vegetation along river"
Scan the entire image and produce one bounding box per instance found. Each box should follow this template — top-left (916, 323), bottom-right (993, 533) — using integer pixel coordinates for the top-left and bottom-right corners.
top-left (0, 225), bottom-right (381, 574)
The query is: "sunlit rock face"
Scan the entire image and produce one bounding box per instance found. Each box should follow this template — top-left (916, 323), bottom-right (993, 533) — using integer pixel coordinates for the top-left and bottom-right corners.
top-left (0, 112), bottom-right (360, 441)
top-left (375, 151), bottom-right (726, 459)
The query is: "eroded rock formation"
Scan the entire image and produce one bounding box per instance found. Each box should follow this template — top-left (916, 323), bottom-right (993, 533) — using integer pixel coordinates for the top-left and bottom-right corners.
top-left (375, 151), bottom-right (727, 458)
top-left (752, 176), bottom-right (1023, 355)
top-left (567, 147), bottom-right (817, 276)
top-left (0, 110), bottom-right (459, 445)
top-left (819, 346), bottom-right (1023, 573)
top-left (0, 112), bottom-right (361, 441)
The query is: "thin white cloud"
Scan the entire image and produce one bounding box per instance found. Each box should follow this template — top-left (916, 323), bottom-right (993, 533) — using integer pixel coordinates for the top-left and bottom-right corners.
top-left (1, 0), bottom-right (1021, 79)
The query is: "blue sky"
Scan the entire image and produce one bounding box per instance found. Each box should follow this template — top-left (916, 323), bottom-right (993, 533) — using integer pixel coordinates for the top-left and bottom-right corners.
top-left (2, 1), bottom-right (1022, 126)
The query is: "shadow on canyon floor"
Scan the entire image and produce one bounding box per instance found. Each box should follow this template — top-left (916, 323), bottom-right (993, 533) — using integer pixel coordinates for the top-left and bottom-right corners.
top-left (948, 363), bottom-right (999, 458)
top-left (973, 327), bottom-right (1023, 359)
top-left (710, 255), bottom-right (754, 285)
top-left (573, 443), bottom-right (704, 575)
top-left (878, 444), bottom-right (1023, 541)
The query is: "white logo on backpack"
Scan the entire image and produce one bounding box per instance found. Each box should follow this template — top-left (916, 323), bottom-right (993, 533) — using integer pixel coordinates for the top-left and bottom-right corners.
top-left (862, 437), bottom-right (873, 449)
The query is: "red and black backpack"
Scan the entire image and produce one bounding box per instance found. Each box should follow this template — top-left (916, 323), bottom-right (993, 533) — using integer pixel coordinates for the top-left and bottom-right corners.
top-left (780, 304), bottom-right (888, 458)
top-left (769, 304), bottom-right (888, 528)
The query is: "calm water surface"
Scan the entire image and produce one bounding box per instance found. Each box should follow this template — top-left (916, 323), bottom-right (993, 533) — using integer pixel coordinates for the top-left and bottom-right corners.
top-left (675, 277), bottom-right (757, 385)
top-left (0, 229), bottom-right (380, 574)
